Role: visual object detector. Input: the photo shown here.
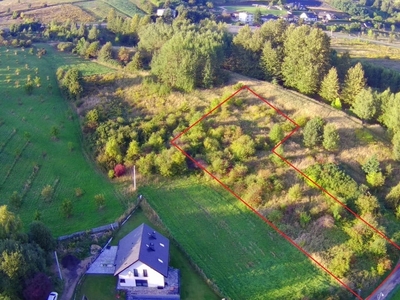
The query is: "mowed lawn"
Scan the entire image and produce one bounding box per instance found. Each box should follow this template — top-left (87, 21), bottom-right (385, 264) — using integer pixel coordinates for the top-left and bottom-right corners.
top-left (0, 45), bottom-right (128, 236)
top-left (140, 177), bottom-right (350, 300)
top-left (76, 208), bottom-right (219, 300)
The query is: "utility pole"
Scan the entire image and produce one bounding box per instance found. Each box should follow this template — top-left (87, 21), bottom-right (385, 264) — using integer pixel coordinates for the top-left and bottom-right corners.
top-left (54, 251), bottom-right (62, 280)
top-left (133, 165), bottom-right (136, 191)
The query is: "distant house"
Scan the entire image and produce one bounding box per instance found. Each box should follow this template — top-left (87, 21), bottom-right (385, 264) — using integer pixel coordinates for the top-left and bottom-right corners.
top-left (281, 11), bottom-right (295, 22)
top-left (114, 223), bottom-right (170, 288)
top-left (238, 12), bottom-right (254, 24)
top-left (318, 12), bottom-right (335, 21)
top-left (156, 8), bottom-right (177, 18)
top-left (299, 12), bottom-right (318, 22)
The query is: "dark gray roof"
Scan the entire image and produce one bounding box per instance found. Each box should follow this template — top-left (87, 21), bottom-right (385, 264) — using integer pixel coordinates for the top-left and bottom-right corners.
top-left (114, 223), bottom-right (170, 277)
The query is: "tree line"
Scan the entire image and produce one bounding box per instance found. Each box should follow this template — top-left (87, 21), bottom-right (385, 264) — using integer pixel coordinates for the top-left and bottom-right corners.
top-left (0, 206), bottom-right (56, 300)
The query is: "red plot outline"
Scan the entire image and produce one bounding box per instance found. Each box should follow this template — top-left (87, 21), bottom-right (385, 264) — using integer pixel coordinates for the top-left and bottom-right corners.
top-left (170, 85), bottom-right (400, 299)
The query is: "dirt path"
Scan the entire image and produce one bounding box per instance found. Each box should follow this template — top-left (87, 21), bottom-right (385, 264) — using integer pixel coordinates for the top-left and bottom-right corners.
top-left (60, 256), bottom-right (93, 300)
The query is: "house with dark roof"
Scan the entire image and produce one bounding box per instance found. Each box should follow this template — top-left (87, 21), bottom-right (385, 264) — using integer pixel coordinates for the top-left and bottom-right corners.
top-left (114, 223), bottom-right (170, 288)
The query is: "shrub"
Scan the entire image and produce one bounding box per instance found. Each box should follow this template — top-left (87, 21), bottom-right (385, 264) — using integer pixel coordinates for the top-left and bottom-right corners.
top-left (108, 169), bottom-right (115, 179)
top-left (303, 117), bottom-right (324, 147)
top-left (61, 199), bottom-right (73, 218)
top-left (323, 124), bottom-right (340, 151)
top-left (268, 209), bottom-right (283, 223)
top-left (75, 188), bottom-right (83, 197)
top-left (362, 155), bottom-right (380, 174)
top-left (355, 194), bottom-right (379, 216)
top-left (269, 124), bottom-right (284, 145)
top-left (94, 194), bottom-right (105, 210)
top-left (366, 172), bottom-right (385, 188)
top-left (230, 135), bottom-right (255, 161)
top-left (114, 164), bottom-right (126, 177)
top-left (288, 184), bottom-right (302, 201)
top-left (57, 42), bottom-right (74, 52)
top-left (41, 185), bottom-right (53, 202)
top-left (299, 212), bottom-right (311, 228)
top-left (24, 81), bottom-right (34, 95)
top-left (9, 191), bottom-right (22, 209)
top-left (329, 248), bottom-right (352, 278)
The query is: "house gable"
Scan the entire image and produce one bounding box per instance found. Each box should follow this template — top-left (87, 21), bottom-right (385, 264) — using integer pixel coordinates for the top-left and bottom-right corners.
top-left (117, 260), bottom-right (165, 288)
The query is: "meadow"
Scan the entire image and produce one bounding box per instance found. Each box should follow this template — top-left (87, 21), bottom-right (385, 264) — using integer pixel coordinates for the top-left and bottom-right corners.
top-left (140, 177), bottom-right (350, 300)
top-left (0, 44), bottom-right (130, 236)
top-left (75, 207), bottom-right (220, 300)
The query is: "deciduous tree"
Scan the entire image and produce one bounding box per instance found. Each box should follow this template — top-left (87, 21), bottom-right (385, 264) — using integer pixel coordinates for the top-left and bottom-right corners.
top-left (352, 88), bottom-right (377, 122)
top-left (28, 221), bottom-right (56, 252)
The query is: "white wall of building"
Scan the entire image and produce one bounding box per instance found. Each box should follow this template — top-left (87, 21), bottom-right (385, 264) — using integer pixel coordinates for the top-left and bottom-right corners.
top-left (238, 12), bottom-right (254, 24)
top-left (118, 261), bottom-right (165, 288)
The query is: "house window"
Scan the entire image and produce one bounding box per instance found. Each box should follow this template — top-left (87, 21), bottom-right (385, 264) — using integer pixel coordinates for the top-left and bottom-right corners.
top-left (143, 269), bottom-right (148, 277)
top-left (134, 269), bottom-right (138, 277)
top-left (135, 279), bottom-right (148, 287)
top-left (120, 279), bottom-right (126, 283)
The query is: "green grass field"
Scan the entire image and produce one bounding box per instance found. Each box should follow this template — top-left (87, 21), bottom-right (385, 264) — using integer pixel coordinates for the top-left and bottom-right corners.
top-left (102, 0), bottom-right (144, 17)
top-left (76, 0), bottom-right (118, 20)
top-left (222, 5), bottom-right (288, 16)
top-left (140, 177), bottom-right (349, 300)
top-left (76, 208), bottom-right (219, 300)
top-left (0, 44), bottom-right (129, 237)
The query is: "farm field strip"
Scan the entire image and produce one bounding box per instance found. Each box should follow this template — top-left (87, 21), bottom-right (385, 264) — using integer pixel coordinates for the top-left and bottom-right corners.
top-left (0, 134), bottom-right (27, 185)
top-left (2, 141), bottom-right (32, 189)
top-left (101, 0), bottom-right (144, 17)
top-left (76, 0), bottom-right (116, 19)
top-left (142, 180), bottom-right (344, 299)
top-left (170, 85), bottom-right (399, 299)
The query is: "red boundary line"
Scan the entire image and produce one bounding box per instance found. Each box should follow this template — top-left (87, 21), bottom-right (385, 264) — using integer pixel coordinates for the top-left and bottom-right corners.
top-left (170, 85), bottom-right (400, 299)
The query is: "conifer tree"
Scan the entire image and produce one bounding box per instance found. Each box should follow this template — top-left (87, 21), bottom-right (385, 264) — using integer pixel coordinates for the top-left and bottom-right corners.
top-left (319, 67), bottom-right (340, 102)
top-left (88, 25), bottom-right (99, 41)
top-left (323, 124), bottom-right (340, 151)
top-left (341, 62), bottom-right (366, 105)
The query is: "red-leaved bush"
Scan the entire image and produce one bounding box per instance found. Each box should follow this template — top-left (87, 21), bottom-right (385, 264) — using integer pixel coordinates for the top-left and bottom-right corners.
top-left (114, 164), bottom-right (126, 177)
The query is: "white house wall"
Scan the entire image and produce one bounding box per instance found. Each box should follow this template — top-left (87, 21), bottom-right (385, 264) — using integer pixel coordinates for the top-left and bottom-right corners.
top-left (118, 260), bottom-right (165, 288)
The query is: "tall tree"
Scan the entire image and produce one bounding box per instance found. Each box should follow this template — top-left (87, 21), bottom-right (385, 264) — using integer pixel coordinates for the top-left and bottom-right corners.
top-left (282, 25), bottom-right (330, 95)
top-left (87, 25), bottom-right (99, 41)
top-left (352, 88), bottom-right (377, 122)
top-left (254, 9), bottom-right (262, 25)
top-left (28, 221), bottom-right (56, 252)
top-left (319, 67), bottom-right (340, 102)
top-left (341, 62), bottom-right (366, 105)
top-left (0, 205), bottom-right (22, 239)
top-left (261, 41), bottom-right (282, 81)
top-left (98, 42), bottom-right (113, 62)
